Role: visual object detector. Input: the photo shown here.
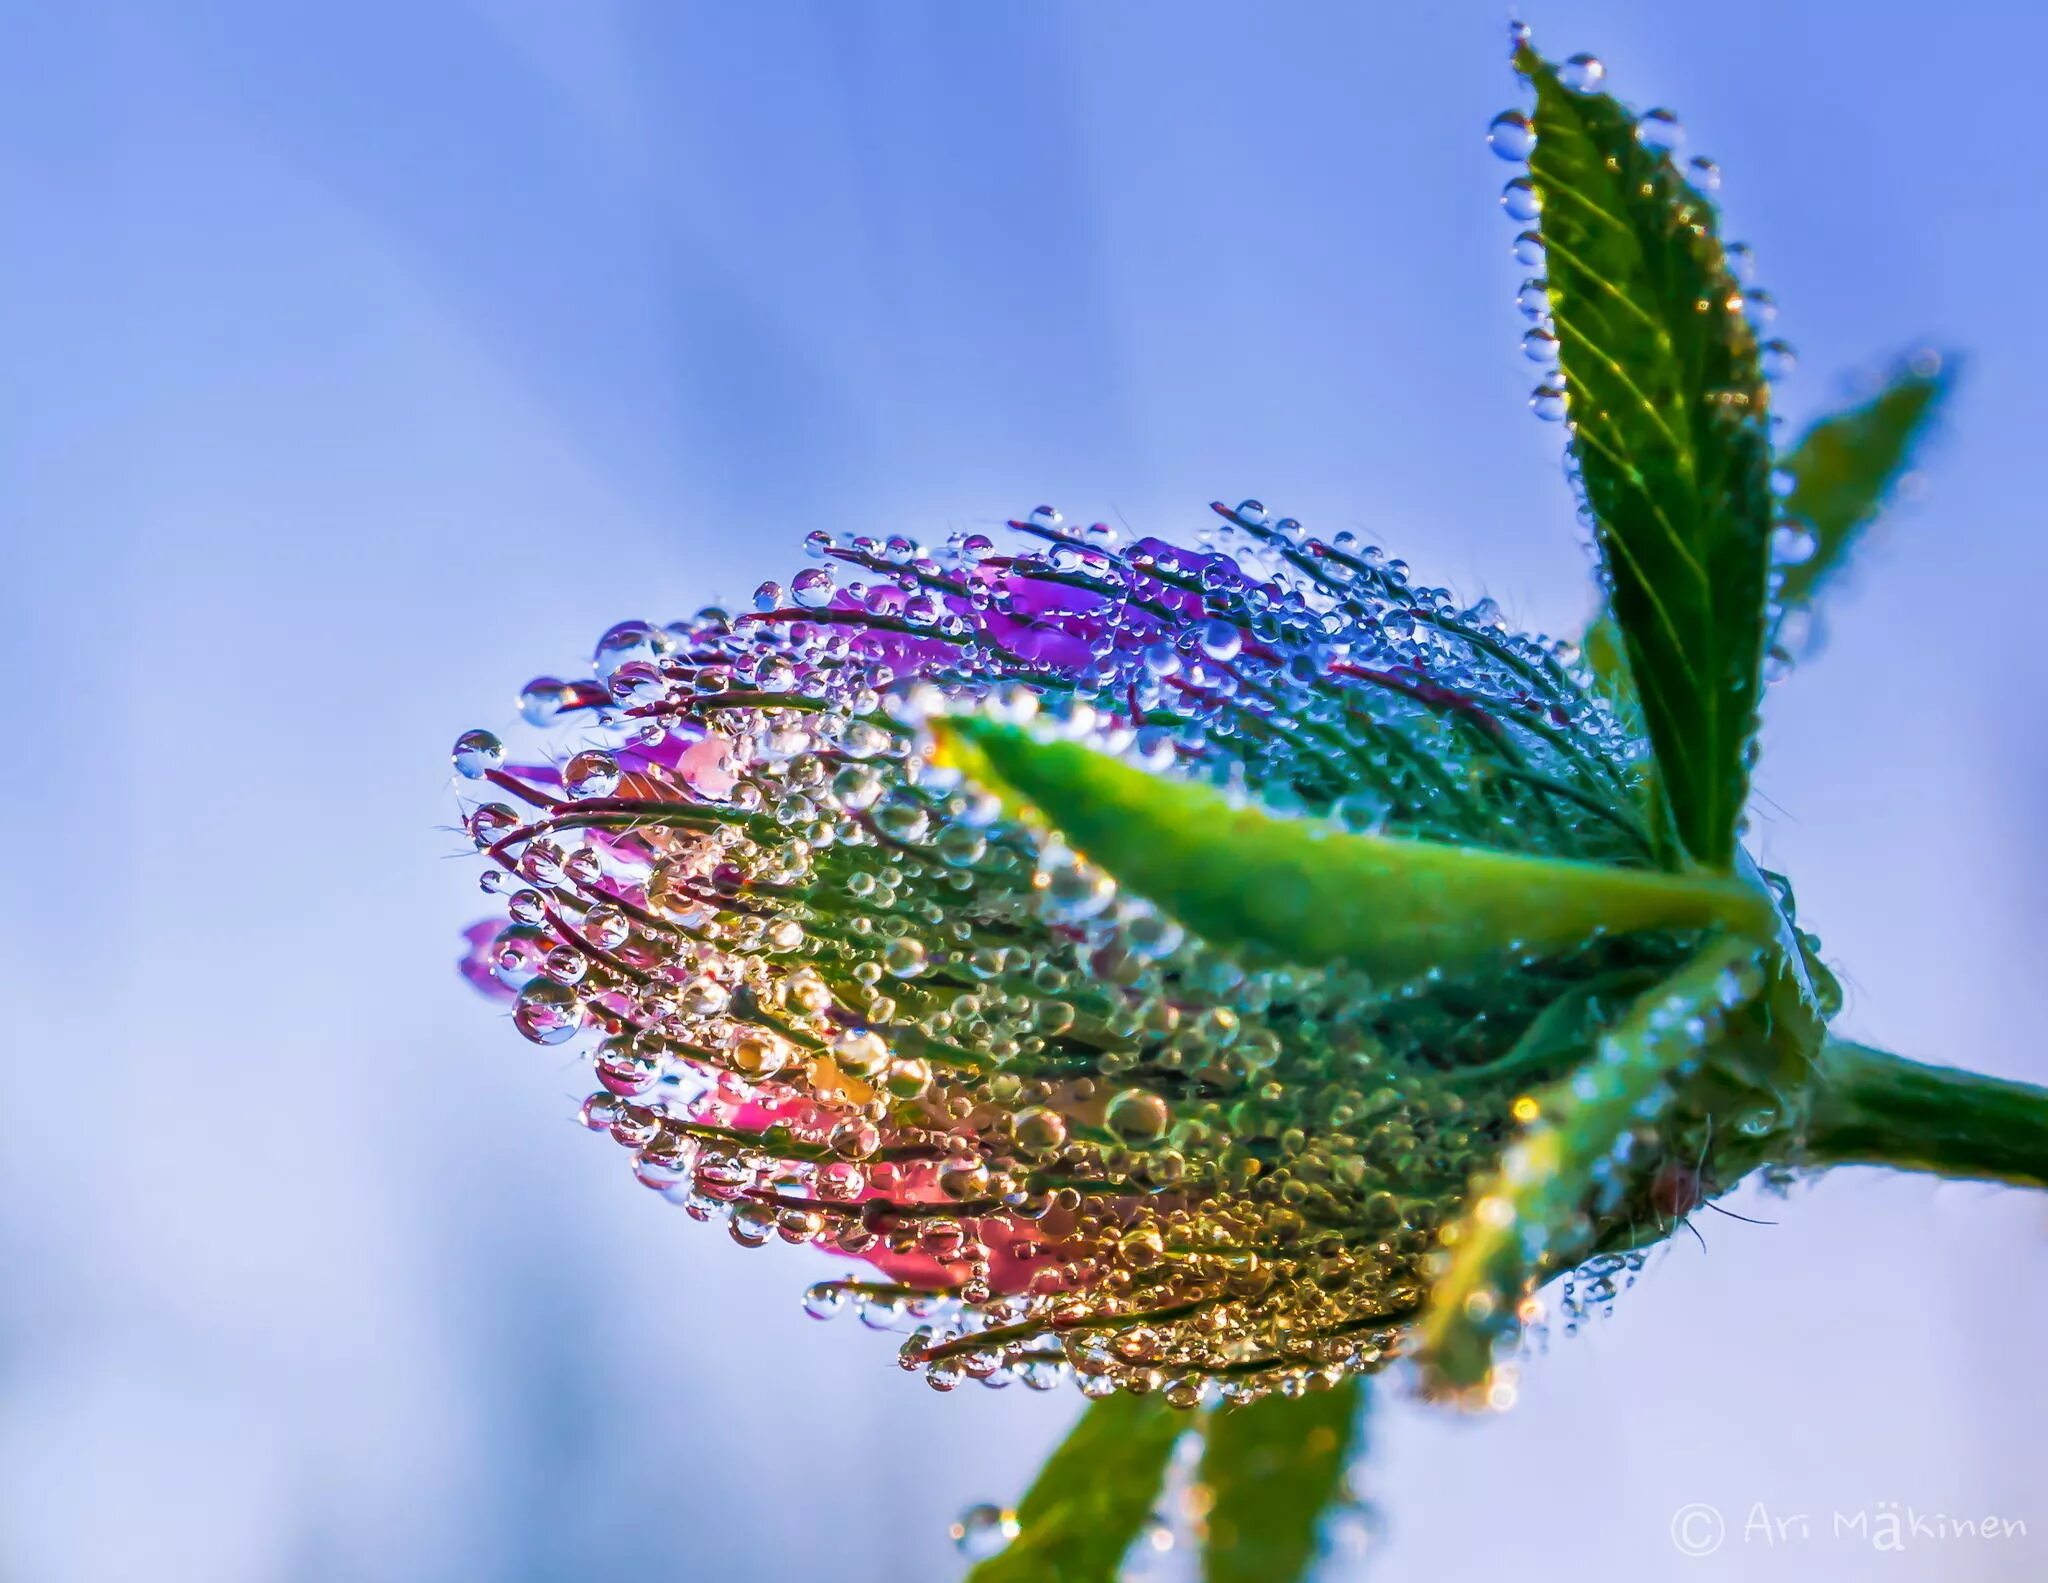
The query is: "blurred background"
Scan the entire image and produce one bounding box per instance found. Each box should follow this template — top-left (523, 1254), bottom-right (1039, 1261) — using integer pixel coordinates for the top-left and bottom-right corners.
top-left (3, 2), bottom-right (2044, 1579)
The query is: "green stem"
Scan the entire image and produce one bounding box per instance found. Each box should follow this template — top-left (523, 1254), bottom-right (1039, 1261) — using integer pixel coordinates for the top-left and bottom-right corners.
top-left (1806, 1040), bottom-right (2048, 1191)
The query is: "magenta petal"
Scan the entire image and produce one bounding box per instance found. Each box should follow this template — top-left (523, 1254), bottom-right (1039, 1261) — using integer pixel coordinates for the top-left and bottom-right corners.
top-left (458, 919), bottom-right (516, 1002)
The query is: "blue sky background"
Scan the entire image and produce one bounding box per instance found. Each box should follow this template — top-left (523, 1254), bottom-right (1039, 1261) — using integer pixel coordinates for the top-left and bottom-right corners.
top-left (3, 3), bottom-right (2044, 1580)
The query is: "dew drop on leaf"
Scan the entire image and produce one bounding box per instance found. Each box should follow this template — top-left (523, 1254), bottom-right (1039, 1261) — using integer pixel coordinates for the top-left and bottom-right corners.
top-left (1487, 110), bottom-right (1536, 162)
top-left (1560, 52), bottom-right (1607, 93)
top-left (950, 1504), bottom-right (1020, 1561)
top-left (1770, 523), bottom-right (1819, 566)
top-left (1635, 108), bottom-right (1685, 152)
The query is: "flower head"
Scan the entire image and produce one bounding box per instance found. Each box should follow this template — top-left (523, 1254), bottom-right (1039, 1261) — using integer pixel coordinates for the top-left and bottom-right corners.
top-left (451, 501), bottom-right (1756, 1403)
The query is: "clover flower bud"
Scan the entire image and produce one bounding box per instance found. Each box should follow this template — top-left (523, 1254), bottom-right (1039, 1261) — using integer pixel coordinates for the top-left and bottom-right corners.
top-left (450, 501), bottom-right (1764, 1402)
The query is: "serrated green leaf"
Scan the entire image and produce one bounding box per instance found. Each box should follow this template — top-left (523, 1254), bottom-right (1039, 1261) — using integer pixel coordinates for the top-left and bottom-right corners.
top-left (1777, 357), bottom-right (1952, 611)
top-left (967, 1394), bottom-right (1185, 1583)
top-left (932, 717), bottom-right (1771, 984)
top-left (1521, 45), bottom-right (1773, 871)
top-left (1420, 935), bottom-right (1763, 1387)
top-left (1199, 1381), bottom-right (1366, 1583)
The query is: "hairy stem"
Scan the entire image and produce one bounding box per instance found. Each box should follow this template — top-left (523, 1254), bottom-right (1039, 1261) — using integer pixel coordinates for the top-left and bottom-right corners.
top-left (1806, 1040), bottom-right (2048, 1191)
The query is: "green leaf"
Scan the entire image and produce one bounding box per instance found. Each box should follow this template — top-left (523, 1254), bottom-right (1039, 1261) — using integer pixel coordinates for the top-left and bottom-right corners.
top-left (1199, 1381), bottom-right (1367, 1583)
top-left (1776, 355), bottom-right (1953, 612)
top-left (1420, 935), bottom-right (1764, 1387)
top-left (967, 1394), bottom-right (1186, 1583)
top-left (1520, 45), bottom-right (1773, 870)
top-left (932, 717), bottom-right (1772, 984)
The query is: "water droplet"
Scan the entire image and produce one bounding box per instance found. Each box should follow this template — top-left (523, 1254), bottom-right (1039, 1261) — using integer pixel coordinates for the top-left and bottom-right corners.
top-left (1012, 1106), bottom-right (1068, 1154)
top-left (513, 979), bottom-right (583, 1046)
top-left (584, 904), bottom-right (630, 951)
top-left (1560, 53), bottom-right (1606, 94)
top-left (1760, 339), bottom-right (1797, 381)
top-left (518, 677), bottom-right (603, 727)
top-left (1512, 230), bottom-right (1546, 268)
top-left (1199, 618), bottom-right (1242, 660)
top-left (1106, 1088), bottom-right (1171, 1142)
top-left (791, 567), bottom-right (836, 609)
top-left (593, 620), bottom-right (658, 680)
top-left (1529, 381), bottom-right (1569, 421)
top-left (1515, 277), bottom-right (1550, 318)
top-left (1635, 108), bottom-right (1684, 153)
top-left (1687, 155), bottom-right (1722, 193)
top-left (1500, 177), bottom-right (1542, 222)
top-left (1028, 505), bottom-right (1063, 531)
top-left (452, 729), bottom-right (503, 779)
top-left (1521, 326), bottom-right (1560, 364)
top-left (563, 751), bottom-right (620, 799)
top-left (1487, 111), bottom-right (1536, 162)
top-left (803, 1281), bottom-right (849, 1321)
top-left (1770, 523), bottom-right (1818, 566)
top-left (730, 1033), bottom-right (789, 1080)
top-left (880, 938), bottom-right (928, 979)
top-left (950, 1504), bottom-right (1020, 1561)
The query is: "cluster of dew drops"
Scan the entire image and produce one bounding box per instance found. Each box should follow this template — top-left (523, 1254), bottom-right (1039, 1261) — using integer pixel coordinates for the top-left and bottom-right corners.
top-left (447, 488), bottom-right (1666, 1410)
top-left (1481, 37), bottom-right (1841, 678)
